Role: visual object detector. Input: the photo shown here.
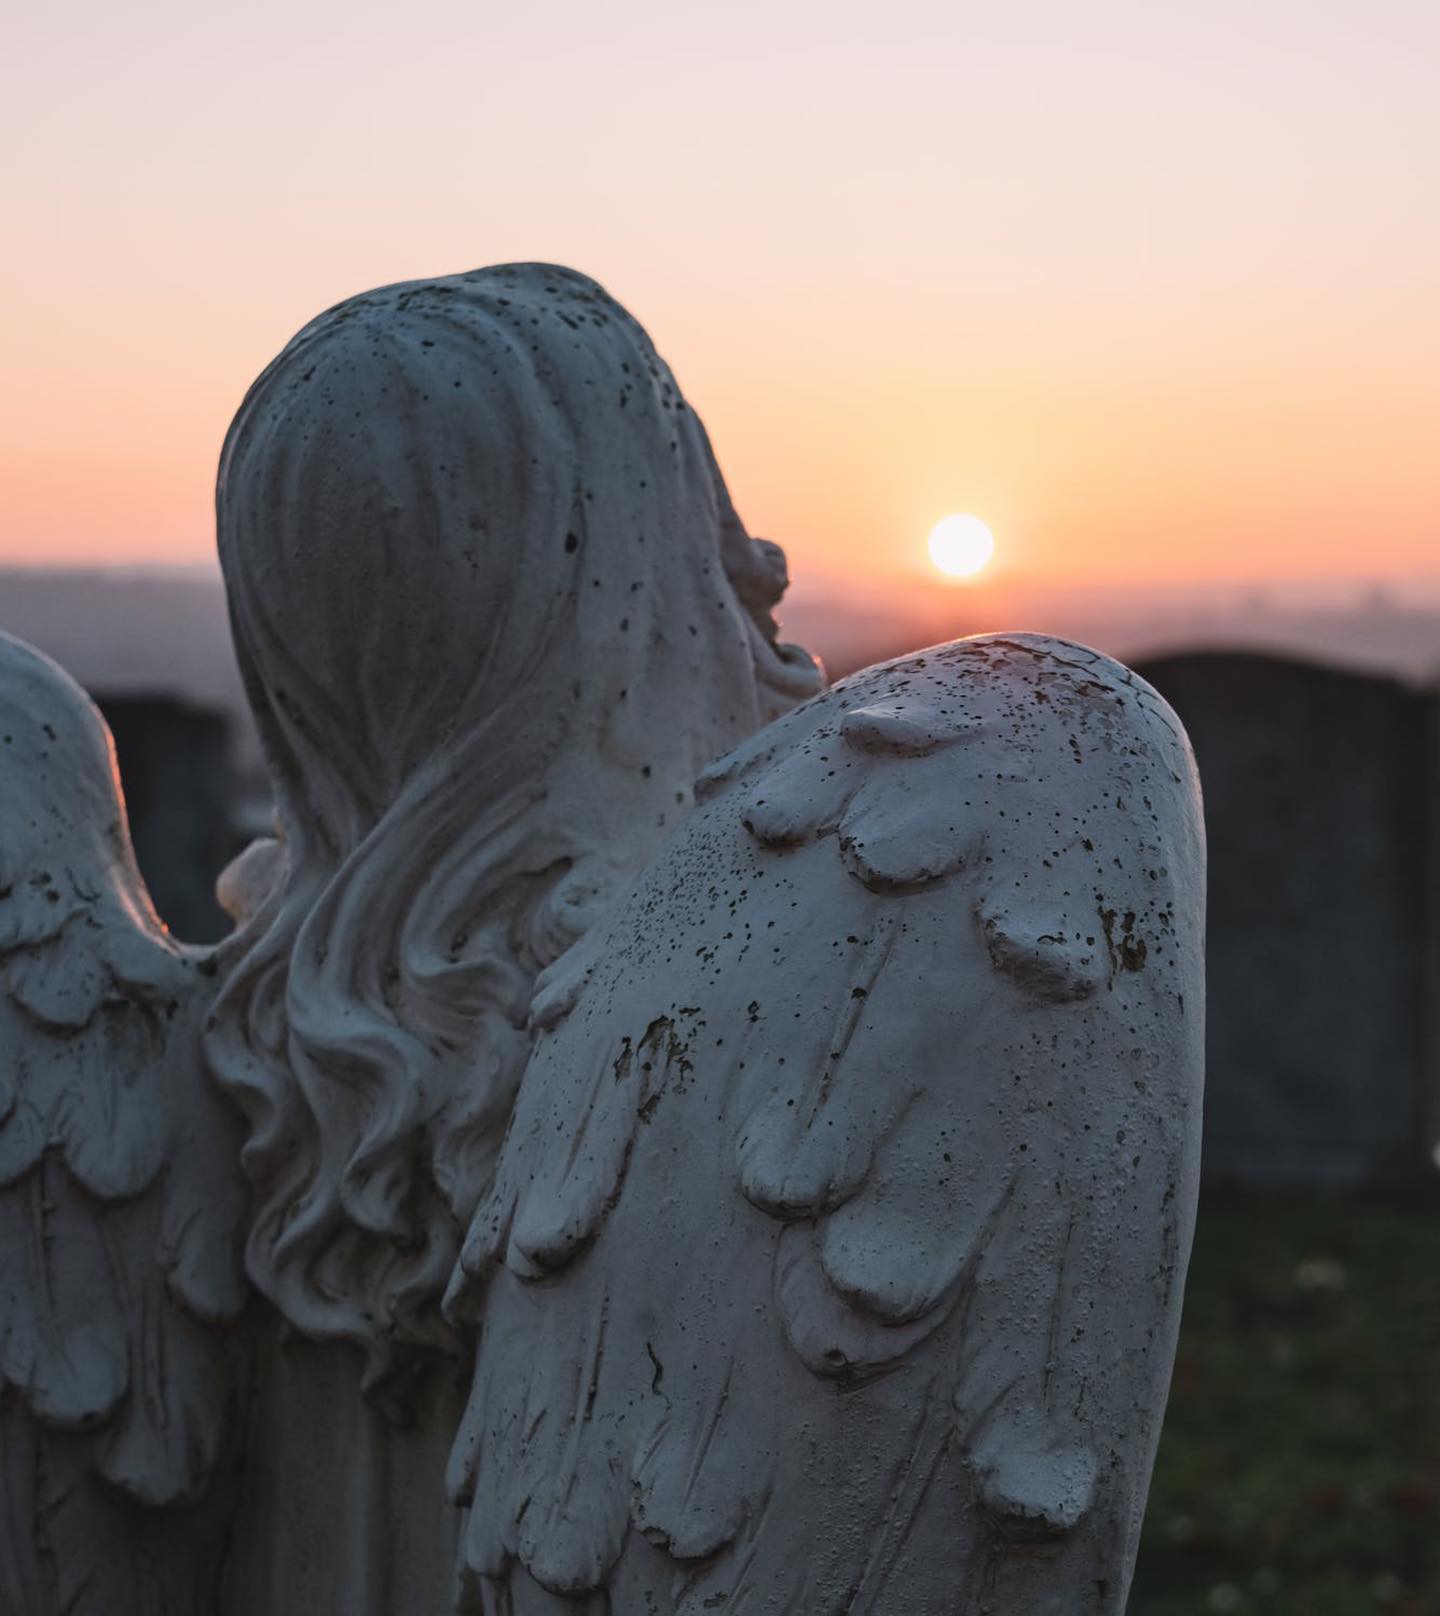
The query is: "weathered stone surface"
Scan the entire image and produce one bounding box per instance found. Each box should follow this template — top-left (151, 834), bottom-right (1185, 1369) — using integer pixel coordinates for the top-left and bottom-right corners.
top-left (447, 634), bottom-right (1205, 1614)
top-left (0, 633), bottom-right (249, 1616)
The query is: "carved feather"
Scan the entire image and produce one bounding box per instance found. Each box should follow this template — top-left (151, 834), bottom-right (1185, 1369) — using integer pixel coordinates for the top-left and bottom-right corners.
top-left (0, 633), bottom-right (251, 1614)
top-left (447, 633), bottom-right (1204, 1614)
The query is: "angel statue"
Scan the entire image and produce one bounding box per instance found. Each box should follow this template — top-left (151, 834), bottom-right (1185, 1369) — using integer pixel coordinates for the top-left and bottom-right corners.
top-left (0, 264), bottom-right (1204, 1615)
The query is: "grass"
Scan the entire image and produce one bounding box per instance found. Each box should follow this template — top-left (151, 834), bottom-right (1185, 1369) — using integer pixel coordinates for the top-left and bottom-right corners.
top-left (1130, 1193), bottom-right (1440, 1615)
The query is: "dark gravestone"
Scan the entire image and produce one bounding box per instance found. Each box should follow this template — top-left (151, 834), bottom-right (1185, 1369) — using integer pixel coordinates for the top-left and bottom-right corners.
top-left (1136, 652), bottom-right (1437, 1187)
top-left (96, 694), bottom-right (238, 944)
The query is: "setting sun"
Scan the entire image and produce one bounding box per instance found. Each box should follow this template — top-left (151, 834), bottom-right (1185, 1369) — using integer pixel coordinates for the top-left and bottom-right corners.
top-left (928, 514), bottom-right (995, 580)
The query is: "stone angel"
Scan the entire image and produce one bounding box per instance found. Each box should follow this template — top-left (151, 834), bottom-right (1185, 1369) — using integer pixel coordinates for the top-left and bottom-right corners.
top-left (0, 264), bottom-right (1204, 1614)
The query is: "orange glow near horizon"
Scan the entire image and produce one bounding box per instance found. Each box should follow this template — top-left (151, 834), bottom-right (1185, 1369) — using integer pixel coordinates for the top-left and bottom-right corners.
top-left (2, 1), bottom-right (1437, 603)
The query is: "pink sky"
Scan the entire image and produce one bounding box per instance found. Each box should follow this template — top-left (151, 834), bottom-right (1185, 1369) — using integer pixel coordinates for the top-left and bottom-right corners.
top-left (3, 0), bottom-right (1436, 598)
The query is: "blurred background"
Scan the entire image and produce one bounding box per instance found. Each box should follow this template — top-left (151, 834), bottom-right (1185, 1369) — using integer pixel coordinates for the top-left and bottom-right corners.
top-left (2, 1), bottom-right (1437, 1608)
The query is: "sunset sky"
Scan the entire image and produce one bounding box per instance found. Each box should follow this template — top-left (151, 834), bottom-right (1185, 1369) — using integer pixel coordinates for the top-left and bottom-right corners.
top-left (3, 0), bottom-right (1436, 602)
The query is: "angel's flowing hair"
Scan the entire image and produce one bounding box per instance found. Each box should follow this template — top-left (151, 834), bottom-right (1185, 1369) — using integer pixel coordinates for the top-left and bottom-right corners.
top-left (204, 265), bottom-right (819, 1377)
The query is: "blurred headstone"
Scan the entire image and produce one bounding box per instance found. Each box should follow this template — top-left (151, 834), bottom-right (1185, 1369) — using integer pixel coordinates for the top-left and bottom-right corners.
top-left (1137, 652), bottom-right (1438, 1187)
top-left (97, 693), bottom-right (238, 943)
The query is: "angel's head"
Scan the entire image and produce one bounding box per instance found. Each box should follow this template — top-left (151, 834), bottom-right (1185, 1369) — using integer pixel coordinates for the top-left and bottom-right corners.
top-left (207, 265), bottom-right (820, 1371)
top-left (216, 263), bottom-right (817, 892)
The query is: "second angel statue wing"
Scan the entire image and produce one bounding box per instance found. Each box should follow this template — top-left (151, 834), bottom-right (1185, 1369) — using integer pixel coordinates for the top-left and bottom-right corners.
top-left (445, 632), bottom-right (1205, 1615)
top-left (0, 633), bottom-right (250, 1616)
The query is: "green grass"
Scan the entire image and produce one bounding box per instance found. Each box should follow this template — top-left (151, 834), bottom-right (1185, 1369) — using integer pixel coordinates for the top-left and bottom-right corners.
top-left (1130, 1194), bottom-right (1440, 1615)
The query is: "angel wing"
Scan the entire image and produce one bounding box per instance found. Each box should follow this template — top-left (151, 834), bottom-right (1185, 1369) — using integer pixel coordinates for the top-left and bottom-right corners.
top-left (444, 632), bottom-right (1205, 1615)
top-left (0, 633), bottom-right (250, 1616)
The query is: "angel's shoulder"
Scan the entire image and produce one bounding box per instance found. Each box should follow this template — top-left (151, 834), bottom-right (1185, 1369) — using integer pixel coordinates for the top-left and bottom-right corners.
top-left (527, 633), bottom-right (1201, 1036)
top-left (686, 631), bottom-right (1198, 896)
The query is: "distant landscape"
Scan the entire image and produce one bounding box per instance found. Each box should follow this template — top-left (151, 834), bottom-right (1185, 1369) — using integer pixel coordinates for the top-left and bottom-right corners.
top-left (3, 565), bottom-right (1438, 789)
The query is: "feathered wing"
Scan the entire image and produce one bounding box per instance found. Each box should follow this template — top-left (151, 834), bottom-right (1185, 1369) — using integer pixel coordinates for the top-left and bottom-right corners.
top-left (445, 633), bottom-right (1205, 1616)
top-left (0, 634), bottom-right (250, 1616)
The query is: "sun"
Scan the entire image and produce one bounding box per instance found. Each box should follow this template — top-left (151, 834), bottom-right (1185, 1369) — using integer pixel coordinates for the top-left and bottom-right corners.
top-left (928, 514), bottom-right (995, 579)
